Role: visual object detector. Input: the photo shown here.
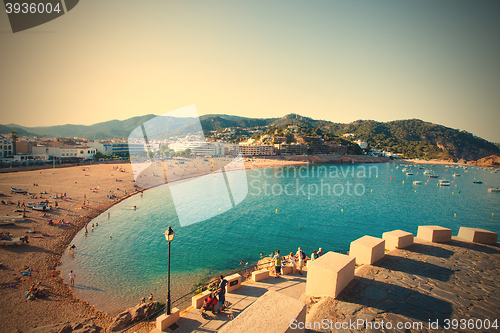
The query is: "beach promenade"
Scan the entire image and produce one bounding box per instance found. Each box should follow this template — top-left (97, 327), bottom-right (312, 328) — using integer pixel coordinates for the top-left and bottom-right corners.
top-left (141, 237), bottom-right (499, 333)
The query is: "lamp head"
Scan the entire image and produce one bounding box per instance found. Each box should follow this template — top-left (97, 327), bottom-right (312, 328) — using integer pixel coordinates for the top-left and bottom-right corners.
top-left (164, 226), bottom-right (175, 242)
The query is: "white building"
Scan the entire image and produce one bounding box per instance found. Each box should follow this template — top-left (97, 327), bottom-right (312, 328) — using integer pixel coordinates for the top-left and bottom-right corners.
top-left (88, 141), bottom-right (156, 156)
top-left (0, 135), bottom-right (13, 158)
top-left (32, 145), bottom-right (96, 159)
top-left (355, 140), bottom-right (368, 149)
top-left (343, 133), bottom-right (356, 139)
top-left (169, 141), bottom-right (239, 157)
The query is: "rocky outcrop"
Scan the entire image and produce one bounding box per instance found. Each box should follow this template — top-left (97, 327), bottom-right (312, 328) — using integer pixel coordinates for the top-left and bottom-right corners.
top-left (107, 301), bottom-right (159, 331)
top-left (470, 155), bottom-right (500, 168)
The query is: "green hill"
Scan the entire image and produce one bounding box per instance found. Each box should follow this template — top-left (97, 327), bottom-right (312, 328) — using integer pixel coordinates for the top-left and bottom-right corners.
top-left (1, 113), bottom-right (498, 161)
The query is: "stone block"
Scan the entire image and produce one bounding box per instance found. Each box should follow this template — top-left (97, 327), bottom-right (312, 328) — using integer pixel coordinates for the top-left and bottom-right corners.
top-left (382, 230), bottom-right (414, 251)
top-left (349, 235), bottom-right (385, 265)
top-left (156, 307), bottom-right (179, 331)
top-left (225, 273), bottom-right (242, 293)
top-left (458, 227), bottom-right (498, 244)
top-left (417, 225), bottom-right (452, 243)
top-left (305, 252), bottom-right (355, 298)
top-left (192, 290), bottom-right (211, 309)
top-left (252, 269), bottom-right (270, 282)
top-left (219, 290), bottom-right (306, 333)
top-left (282, 266), bottom-right (293, 275)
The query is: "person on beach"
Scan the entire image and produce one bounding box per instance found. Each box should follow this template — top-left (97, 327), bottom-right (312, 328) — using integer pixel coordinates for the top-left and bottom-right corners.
top-left (296, 247), bottom-right (305, 275)
top-left (289, 252), bottom-right (296, 274)
top-left (217, 275), bottom-right (228, 313)
top-left (149, 293), bottom-right (153, 302)
top-left (108, 212), bottom-right (110, 219)
top-left (69, 271), bottom-right (76, 286)
top-left (140, 297), bottom-right (146, 304)
top-left (311, 249), bottom-right (318, 261)
top-left (317, 248), bottom-right (323, 257)
top-left (274, 250), bottom-right (282, 278)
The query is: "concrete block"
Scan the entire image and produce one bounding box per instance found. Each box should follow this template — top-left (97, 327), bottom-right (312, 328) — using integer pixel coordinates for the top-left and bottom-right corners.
top-left (350, 235), bottom-right (385, 265)
top-left (156, 307), bottom-right (179, 331)
top-left (252, 269), bottom-right (270, 282)
top-left (458, 227), bottom-right (498, 244)
top-left (192, 290), bottom-right (211, 309)
top-left (219, 290), bottom-right (306, 333)
top-left (225, 273), bottom-right (242, 293)
top-left (282, 266), bottom-right (293, 275)
top-left (382, 230), bottom-right (414, 251)
top-left (305, 252), bottom-right (355, 298)
top-left (417, 225), bottom-right (452, 243)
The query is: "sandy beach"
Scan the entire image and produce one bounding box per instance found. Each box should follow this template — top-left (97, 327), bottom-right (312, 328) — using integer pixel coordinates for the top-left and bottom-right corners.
top-left (0, 157), bottom-right (308, 332)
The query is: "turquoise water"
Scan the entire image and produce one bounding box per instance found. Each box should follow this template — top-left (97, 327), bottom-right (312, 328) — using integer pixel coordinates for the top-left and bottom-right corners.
top-left (59, 162), bottom-right (500, 315)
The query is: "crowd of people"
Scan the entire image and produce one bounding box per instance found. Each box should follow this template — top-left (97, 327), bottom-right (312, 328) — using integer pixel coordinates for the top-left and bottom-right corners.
top-left (272, 247), bottom-right (323, 277)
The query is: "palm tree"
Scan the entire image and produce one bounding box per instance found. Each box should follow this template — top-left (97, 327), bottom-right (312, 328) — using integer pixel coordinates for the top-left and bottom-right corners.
top-left (9, 130), bottom-right (17, 156)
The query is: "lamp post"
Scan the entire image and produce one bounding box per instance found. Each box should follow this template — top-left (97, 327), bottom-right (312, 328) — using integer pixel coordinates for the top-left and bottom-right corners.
top-left (164, 226), bottom-right (175, 315)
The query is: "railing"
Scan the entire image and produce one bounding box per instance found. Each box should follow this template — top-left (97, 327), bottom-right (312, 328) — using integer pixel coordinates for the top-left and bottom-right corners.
top-left (170, 249), bottom-right (349, 308)
top-left (120, 249), bottom-right (349, 332)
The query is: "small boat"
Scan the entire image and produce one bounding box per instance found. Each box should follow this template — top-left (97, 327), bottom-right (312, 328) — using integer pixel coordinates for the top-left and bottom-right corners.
top-left (439, 179), bottom-right (451, 186)
top-left (0, 215), bottom-right (24, 222)
top-left (488, 188), bottom-right (500, 193)
top-left (452, 174), bottom-right (462, 177)
top-left (402, 168), bottom-right (408, 172)
top-left (413, 181), bottom-right (422, 185)
top-left (0, 237), bottom-right (25, 247)
top-left (32, 205), bottom-right (50, 211)
top-left (11, 188), bottom-right (28, 194)
top-left (418, 167), bottom-right (425, 169)
top-left (428, 175), bottom-right (439, 178)
top-left (423, 170), bottom-right (432, 175)
top-left (406, 172), bottom-right (414, 176)
top-left (473, 181), bottom-right (483, 184)
top-left (27, 202), bottom-right (48, 207)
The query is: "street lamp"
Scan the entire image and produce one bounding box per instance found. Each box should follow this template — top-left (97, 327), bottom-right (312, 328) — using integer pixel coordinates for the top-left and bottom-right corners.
top-left (164, 226), bottom-right (175, 315)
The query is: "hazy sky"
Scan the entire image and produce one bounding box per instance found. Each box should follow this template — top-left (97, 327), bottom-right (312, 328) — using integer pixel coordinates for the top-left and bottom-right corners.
top-left (0, 0), bottom-right (499, 142)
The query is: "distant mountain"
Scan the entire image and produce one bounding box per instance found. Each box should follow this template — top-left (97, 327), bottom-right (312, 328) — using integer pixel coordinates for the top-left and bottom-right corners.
top-left (1, 115), bottom-right (157, 140)
top-left (0, 125), bottom-right (38, 137)
top-left (1, 113), bottom-right (498, 160)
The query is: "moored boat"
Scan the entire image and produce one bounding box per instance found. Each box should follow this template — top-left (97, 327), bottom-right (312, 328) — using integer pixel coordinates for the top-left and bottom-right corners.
top-left (473, 180), bottom-right (483, 184)
top-left (428, 175), bottom-right (439, 178)
top-left (32, 204), bottom-right (50, 211)
top-left (488, 188), bottom-right (500, 193)
top-left (413, 181), bottom-right (422, 185)
top-left (438, 179), bottom-right (450, 186)
top-left (406, 172), bottom-right (414, 176)
top-left (11, 187), bottom-right (28, 194)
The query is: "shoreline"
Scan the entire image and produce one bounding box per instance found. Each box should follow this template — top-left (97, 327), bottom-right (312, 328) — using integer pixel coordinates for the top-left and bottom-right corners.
top-left (0, 157), bottom-right (312, 331)
top-left (0, 155), bottom-right (494, 331)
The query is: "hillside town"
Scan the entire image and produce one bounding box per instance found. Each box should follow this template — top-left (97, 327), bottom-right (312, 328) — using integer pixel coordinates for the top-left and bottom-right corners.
top-left (0, 124), bottom-right (404, 167)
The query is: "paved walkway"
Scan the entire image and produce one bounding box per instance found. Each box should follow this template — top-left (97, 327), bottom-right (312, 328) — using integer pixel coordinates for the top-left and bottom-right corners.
top-left (158, 270), bottom-right (308, 333)
top-left (151, 237), bottom-right (499, 333)
top-left (306, 237), bottom-right (500, 333)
